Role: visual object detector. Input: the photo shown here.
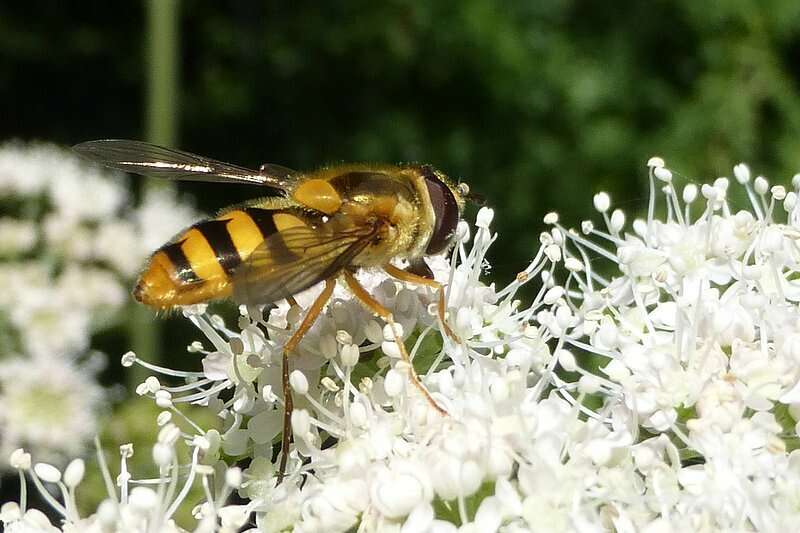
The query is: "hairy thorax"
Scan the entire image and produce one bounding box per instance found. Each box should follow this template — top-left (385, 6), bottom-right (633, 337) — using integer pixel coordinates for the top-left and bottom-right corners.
top-left (338, 186), bottom-right (426, 267)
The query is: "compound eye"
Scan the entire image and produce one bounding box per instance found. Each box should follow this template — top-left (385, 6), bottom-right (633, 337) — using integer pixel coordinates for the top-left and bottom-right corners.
top-left (423, 170), bottom-right (459, 254)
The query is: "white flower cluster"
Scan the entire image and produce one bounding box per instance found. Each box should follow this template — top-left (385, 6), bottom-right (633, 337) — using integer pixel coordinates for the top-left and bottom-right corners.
top-left (3, 432), bottom-right (244, 533)
top-left (8, 158), bottom-right (800, 532)
top-left (0, 142), bottom-right (196, 467)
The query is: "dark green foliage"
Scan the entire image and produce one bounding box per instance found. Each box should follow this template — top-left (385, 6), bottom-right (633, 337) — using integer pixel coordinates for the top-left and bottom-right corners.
top-left (4, 1), bottom-right (800, 281)
top-left (773, 402), bottom-right (800, 452)
top-left (433, 480), bottom-right (496, 525)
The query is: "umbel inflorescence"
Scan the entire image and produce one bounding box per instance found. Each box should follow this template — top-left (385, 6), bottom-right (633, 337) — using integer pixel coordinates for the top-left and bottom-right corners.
top-left (6, 158), bottom-right (800, 532)
top-left (0, 142), bottom-right (196, 469)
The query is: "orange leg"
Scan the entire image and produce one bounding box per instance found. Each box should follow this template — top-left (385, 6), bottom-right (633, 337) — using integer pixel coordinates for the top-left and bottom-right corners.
top-left (277, 278), bottom-right (335, 483)
top-left (343, 271), bottom-right (447, 416)
top-left (383, 263), bottom-right (461, 344)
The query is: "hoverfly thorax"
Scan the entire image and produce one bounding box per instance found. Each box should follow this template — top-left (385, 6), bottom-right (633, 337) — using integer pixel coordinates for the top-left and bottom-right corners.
top-left (418, 165), bottom-right (465, 255)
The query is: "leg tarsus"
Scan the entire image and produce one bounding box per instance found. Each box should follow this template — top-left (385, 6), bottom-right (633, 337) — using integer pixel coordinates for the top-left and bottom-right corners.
top-left (277, 350), bottom-right (292, 483)
top-left (344, 271), bottom-right (447, 416)
top-left (276, 279), bottom-right (336, 483)
top-left (383, 263), bottom-right (461, 344)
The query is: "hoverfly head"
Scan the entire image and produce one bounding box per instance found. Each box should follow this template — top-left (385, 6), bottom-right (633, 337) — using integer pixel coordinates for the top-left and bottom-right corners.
top-left (418, 165), bottom-right (464, 255)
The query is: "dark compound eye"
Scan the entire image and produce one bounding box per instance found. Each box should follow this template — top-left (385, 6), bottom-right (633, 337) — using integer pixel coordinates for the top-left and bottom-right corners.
top-left (423, 169), bottom-right (459, 254)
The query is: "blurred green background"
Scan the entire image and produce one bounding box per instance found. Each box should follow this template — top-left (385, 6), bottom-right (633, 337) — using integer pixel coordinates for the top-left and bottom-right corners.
top-left (4, 0), bottom-right (800, 520)
top-left (6, 0), bottom-right (800, 280)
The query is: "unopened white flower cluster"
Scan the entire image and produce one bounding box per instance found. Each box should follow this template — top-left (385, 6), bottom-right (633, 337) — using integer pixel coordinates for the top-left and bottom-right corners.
top-left (0, 142), bottom-right (196, 466)
top-left (8, 158), bottom-right (800, 531)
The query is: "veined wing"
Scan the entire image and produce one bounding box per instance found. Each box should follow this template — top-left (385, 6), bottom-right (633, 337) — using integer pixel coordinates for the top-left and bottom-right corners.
top-left (232, 217), bottom-right (380, 305)
top-left (73, 139), bottom-right (297, 189)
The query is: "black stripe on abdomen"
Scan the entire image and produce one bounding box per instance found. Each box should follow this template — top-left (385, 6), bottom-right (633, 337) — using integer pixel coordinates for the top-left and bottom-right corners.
top-left (161, 241), bottom-right (201, 284)
top-left (194, 219), bottom-right (241, 275)
top-left (244, 207), bottom-right (278, 238)
top-left (244, 207), bottom-right (299, 260)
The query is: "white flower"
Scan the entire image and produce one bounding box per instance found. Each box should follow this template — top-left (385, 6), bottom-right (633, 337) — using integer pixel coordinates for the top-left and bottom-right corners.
top-left (0, 218), bottom-right (37, 256)
top-left (0, 262), bottom-right (50, 308)
top-left (42, 214), bottom-right (95, 261)
top-left (134, 187), bottom-right (197, 252)
top-left (92, 219), bottom-right (143, 276)
top-left (0, 141), bottom-right (205, 482)
top-left (9, 287), bottom-right (92, 358)
top-left (0, 142), bottom-right (60, 196)
top-left (9, 155), bottom-right (800, 531)
top-left (47, 159), bottom-right (128, 222)
top-left (546, 160), bottom-right (800, 529)
top-left (3, 430), bottom-right (248, 533)
top-left (58, 265), bottom-right (127, 322)
top-left (0, 504), bottom-right (61, 532)
top-left (0, 355), bottom-right (104, 464)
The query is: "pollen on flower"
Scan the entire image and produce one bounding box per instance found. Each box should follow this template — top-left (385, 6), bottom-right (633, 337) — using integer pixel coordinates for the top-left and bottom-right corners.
top-left (9, 449), bottom-right (31, 470)
top-left (120, 351), bottom-right (136, 367)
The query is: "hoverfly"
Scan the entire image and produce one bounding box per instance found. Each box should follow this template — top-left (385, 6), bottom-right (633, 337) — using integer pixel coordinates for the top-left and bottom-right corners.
top-left (74, 140), bottom-right (472, 479)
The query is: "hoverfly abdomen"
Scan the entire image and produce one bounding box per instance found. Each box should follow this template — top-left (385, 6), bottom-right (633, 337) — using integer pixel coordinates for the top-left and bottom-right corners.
top-left (134, 207), bottom-right (307, 308)
top-left (135, 224), bottom-right (233, 308)
top-left (194, 219), bottom-right (243, 275)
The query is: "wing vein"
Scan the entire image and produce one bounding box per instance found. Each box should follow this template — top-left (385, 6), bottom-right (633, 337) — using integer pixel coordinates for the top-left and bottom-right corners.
top-left (73, 139), bottom-right (296, 189)
top-left (232, 218), bottom-right (379, 305)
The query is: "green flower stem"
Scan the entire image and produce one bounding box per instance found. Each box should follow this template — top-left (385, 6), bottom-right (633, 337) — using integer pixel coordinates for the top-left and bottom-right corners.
top-left (145, 0), bottom-right (180, 146)
top-left (128, 0), bottom-right (180, 380)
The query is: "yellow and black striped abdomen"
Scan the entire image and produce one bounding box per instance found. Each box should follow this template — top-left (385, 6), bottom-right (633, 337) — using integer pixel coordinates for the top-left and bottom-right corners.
top-left (134, 207), bottom-right (288, 308)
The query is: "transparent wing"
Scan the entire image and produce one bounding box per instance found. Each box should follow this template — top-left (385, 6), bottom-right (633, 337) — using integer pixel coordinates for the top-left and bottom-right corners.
top-left (232, 219), bottom-right (380, 305)
top-left (73, 139), bottom-right (297, 189)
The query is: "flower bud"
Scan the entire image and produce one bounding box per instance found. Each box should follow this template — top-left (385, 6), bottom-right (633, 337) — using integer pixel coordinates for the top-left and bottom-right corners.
top-left (290, 370), bottom-right (309, 395)
top-left (682, 184), bottom-right (698, 204)
top-left (34, 463), bottom-right (61, 483)
top-left (383, 323), bottom-right (404, 341)
top-left (476, 207), bottom-right (494, 228)
top-left (384, 369), bottom-right (404, 397)
top-left (341, 344), bottom-right (360, 367)
top-left (9, 449), bottom-right (31, 470)
top-left (653, 167), bottom-right (672, 182)
top-left (734, 163), bottom-right (750, 183)
top-left (754, 176), bottom-right (769, 195)
top-left (610, 209), bottom-right (625, 232)
top-left (593, 192), bottom-right (610, 213)
top-left (63, 459), bottom-right (85, 488)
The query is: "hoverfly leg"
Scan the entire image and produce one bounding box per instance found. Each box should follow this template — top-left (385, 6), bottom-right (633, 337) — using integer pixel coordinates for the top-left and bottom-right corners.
top-left (276, 279), bottom-right (336, 483)
top-left (406, 257), bottom-right (434, 280)
top-left (277, 351), bottom-right (293, 484)
top-left (343, 271), bottom-right (447, 416)
top-left (383, 263), bottom-right (462, 345)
